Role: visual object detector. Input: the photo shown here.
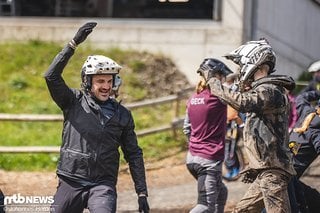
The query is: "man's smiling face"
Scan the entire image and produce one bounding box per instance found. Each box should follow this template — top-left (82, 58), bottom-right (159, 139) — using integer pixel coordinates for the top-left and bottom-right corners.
top-left (90, 74), bottom-right (113, 102)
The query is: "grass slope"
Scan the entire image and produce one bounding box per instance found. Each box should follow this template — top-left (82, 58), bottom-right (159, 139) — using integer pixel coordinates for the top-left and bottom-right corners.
top-left (0, 40), bottom-right (190, 171)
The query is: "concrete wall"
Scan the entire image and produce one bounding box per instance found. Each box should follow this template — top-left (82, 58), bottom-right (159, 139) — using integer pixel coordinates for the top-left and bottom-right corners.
top-left (1, 0), bottom-right (318, 84)
top-left (244, 0), bottom-right (320, 79)
top-left (0, 1), bottom-right (244, 86)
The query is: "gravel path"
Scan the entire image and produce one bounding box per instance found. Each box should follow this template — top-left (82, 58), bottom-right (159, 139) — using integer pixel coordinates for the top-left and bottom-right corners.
top-left (1, 154), bottom-right (319, 213)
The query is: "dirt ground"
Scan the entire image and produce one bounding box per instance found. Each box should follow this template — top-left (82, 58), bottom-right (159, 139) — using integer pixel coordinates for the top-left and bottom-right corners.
top-left (0, 152), bottom-right (319, 212)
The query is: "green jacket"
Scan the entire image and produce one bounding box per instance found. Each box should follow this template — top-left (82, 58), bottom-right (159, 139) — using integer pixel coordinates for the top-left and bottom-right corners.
top-left (208, 75), bottom-right (296, 175)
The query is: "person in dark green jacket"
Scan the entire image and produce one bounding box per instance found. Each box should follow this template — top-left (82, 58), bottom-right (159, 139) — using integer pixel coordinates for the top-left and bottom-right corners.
top-left (207, 39), bottom-right (296, 213)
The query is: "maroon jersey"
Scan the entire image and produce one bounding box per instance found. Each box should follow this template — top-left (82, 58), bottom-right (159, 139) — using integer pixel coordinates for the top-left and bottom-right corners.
top-left (187, 88), bottom-right (227, 160)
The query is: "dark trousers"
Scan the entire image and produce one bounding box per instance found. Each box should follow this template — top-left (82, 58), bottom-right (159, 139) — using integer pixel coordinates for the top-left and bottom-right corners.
top-left (288, 141), bottom-right (320, 213)
top-left (288, 176), bottom-right (320, 213)
top-left (0, 189), bottom-right (4, 213)
top-left (186, 152), bottom-right (227, 213)
top-left (51, 179), bottom-right (117, 213)
top-left (293, 143), bottom-right (318, 178)
top-left (224, 138), bottom-right (240, 169)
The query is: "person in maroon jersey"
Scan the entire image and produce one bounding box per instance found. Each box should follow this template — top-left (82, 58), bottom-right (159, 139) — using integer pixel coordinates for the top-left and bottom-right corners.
top-left (183, 58), bottom-right (232, 213)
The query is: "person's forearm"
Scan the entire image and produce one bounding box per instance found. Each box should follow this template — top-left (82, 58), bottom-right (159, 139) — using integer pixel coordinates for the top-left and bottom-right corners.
top-left (44, 45), bottom-right (75, 81)
top-left (129, 157), bottom-right (148, 196)
top-left (44, 45), bottom-right (75, 109)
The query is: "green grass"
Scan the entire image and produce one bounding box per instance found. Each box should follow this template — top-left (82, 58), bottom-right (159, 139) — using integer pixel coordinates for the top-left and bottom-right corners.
top-left (0, 40), bottom-right (189, 171)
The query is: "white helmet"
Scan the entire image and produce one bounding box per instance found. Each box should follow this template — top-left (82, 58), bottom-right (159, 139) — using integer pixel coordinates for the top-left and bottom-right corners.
top-left (81, 55), bottom-right (122, 91)
top-left (82, 55), bottom-right (121, 75)
top-left (307, 60), bottom-right (320, 72)
top-left (224, 39), bottom-right (276, 84)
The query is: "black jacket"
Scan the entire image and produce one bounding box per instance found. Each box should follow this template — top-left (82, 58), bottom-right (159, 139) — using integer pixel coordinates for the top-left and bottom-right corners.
top-left (44, 45), bottom-right (147, 195)
top-left (290, 90), bottom-right (320, 146)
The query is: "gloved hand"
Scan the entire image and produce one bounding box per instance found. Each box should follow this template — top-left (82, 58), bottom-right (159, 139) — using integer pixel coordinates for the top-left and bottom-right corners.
top-left (198, 68), bottom-right (217, 83)
top-left (240, 168), bottom-right (259, 184)
top-left (206, 76), bottom-right (222, 90)
top-left (72, 22), bottom-right (97, 45)
top-left (206, 69), bottom-right (217, 82)
top-left (138, 195), bottom-right (150, 213)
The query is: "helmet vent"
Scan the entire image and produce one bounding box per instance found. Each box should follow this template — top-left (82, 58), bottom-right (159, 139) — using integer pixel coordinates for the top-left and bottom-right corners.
top-left (81, 55), bottom-right (122, 78)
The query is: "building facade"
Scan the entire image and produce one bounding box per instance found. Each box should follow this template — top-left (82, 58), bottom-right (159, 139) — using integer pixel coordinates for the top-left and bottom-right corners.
top-left (0, 0), bottom-right (319, 85)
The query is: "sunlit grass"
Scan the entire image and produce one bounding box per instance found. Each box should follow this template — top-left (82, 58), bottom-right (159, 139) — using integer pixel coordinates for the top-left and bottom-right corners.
top-left (0, 41), bottom-right (189, 171)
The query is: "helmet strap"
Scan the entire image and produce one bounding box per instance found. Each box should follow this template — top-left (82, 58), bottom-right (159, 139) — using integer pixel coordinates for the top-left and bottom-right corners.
top-left (81, 75), bottom-right (92, 93)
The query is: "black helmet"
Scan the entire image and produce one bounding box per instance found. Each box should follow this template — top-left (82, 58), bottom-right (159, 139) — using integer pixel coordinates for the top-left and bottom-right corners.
top-left (197, 58), bottom-right (233, 78)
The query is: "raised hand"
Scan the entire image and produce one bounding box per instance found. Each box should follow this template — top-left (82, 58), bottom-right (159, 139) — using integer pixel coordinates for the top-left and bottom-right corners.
top-left (72, 22), bottom-right (97, 45)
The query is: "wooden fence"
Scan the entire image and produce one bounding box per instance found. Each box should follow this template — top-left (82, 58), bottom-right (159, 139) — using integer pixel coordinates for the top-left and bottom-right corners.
top-left (0, 87), bottom-right (193, 153)
top-left (0, 81), bottom-right (310, 154)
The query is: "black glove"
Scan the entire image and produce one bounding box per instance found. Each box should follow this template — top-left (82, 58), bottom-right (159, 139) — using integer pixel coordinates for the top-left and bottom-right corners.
top-left (72, 22), bottom-right (97, 45)
top-left (240, 168), bottom-right (259, 184)
top-left (138, 195), bottom-right (150, 213)
top-left (206, 69), bottom-right (217, 82)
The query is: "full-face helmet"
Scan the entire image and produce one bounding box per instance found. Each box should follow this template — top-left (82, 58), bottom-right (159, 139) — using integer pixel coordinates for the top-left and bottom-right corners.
top-left (197, 58), bottom-right (232, 79)
top-left (224, 39), bottom-right (276, 85)
top-left (81, 55), bottom-right (122, 91)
